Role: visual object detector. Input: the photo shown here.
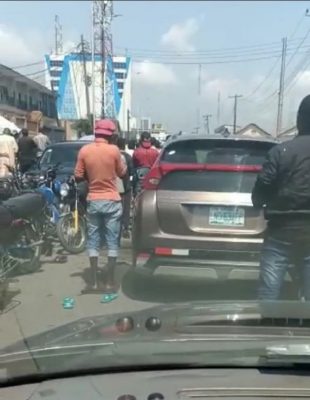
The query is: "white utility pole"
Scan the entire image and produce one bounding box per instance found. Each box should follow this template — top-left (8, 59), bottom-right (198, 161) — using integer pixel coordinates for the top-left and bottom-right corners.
top-left (276, 37), bottom-right (287, 137)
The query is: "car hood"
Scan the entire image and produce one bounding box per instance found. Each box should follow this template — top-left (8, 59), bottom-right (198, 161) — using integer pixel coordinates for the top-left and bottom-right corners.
top-left (2, 301), bottom-right (310, 357)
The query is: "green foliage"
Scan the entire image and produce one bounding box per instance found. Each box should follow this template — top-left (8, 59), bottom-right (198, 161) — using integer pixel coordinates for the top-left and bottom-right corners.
top-left (72, 114), bottom-right (93, 137)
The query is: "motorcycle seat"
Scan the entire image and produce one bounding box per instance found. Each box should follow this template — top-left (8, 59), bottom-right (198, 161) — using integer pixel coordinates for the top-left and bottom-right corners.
top-left (2, 193), bottom-right (45, 220)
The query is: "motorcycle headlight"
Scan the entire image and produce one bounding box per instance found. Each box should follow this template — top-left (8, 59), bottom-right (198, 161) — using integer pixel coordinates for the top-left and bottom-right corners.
top-left (60, 182), bottom-right (69, 197)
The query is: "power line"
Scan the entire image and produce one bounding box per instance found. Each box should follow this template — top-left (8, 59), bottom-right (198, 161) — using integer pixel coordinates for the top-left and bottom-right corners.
top-left (290, 12), bottom-right (306, 38)
top-left (240, 12), bottom-right (308, 102)
top-left (11, 60), bottom-right (44, 69)
top-left (24, 68), bottom-right (49, 77)
top-left (115, 37), bottom-right (303, 55)
top-left (132, 51), bottom-right (310, 66)
top-left (243, 57), bottom-right (281, 99)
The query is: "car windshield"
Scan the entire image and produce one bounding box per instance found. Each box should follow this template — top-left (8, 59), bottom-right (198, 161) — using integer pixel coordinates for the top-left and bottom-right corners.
top-left (40, 145), bottom-right (83, 168)
top-left (1, 0), bottom-right (310, 386)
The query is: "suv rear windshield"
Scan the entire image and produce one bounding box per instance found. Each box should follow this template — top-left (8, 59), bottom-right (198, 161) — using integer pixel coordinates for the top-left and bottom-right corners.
top-left (159, 170), bottom-right (258, 192)
top-left (161, 139), bottom-right (275, 165)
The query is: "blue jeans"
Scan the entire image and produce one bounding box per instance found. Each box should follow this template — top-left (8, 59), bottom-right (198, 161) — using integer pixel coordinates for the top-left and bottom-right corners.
top-left (87, 200), bottom-right (122, 258)
top-left (258, 235), bottom-right (310, 300)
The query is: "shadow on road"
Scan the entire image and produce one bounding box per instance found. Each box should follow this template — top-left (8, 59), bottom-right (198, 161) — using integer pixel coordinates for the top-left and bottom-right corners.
top-left (0, 287), bottom-right (21, 314)
top-left (122, 271), bottom-right (297, 303)
top-left (71, 262), bottom-right (130, 293)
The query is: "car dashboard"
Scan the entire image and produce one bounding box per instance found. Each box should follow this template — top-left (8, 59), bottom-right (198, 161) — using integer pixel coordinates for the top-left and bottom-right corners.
top-left (2, 368), bottom-right (310, 400)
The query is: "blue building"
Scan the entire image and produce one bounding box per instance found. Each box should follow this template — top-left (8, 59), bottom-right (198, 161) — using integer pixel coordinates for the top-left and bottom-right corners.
top-left (44, 53), bottom-right (131, 130)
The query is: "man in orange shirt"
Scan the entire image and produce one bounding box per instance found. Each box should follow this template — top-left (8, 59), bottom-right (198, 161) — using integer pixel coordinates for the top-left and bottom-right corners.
top-left (75, 119), bottom-right (127, 293)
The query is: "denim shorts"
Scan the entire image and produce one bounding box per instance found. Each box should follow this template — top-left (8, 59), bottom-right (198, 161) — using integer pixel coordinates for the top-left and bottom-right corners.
top-left (86, 200), bottom-right (122, 258)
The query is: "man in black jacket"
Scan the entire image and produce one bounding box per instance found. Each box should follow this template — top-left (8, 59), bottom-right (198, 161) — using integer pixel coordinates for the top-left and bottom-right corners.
top-left (117, 137), bottom-right (134, 239)
top-left (252, 95), bottom-right (310, 300)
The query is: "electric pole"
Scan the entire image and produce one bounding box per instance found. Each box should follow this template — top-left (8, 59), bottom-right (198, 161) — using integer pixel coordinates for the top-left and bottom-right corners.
top-left (276, 37), bottom-right (287, 137)
top-left (196, 63), bottom-right (202, 133)
top-left (54, 15), bottom-right (63, 55)
top-left (127, 109), bottom-right (130, 140)
top-left (217, 91), bottom-right (221, 127)
top-left (203, 114), bottom-right (212, 135)
top-left (92, 0), bottom-right (115, 120)
top-left (80, 35), bottom-right (91, 119)
top-left (229, 94), bottom-right (243, 135)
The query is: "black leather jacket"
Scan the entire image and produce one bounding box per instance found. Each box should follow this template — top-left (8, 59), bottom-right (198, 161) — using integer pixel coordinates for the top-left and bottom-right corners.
top-left (252, 134), bottom-right (310, 219)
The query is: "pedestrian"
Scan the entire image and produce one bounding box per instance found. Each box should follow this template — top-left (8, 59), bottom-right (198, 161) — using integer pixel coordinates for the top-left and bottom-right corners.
top-left (79, 131), bottom-right (95, 141)
top-left (133, 131), bottom-right (159, 169)
top-left (75, 119), bottom-right (127, 294)
top-left (18, 128), bottom-right (38, 173)
top-left (126, 139), bottom-right (136, 157)
top-left (117, 137), bottom-right (134, 239)
top-left (33, 129), bottom-right (51, 152)
top-left (252, 94), bottom-right (310, 301)
top-left (0, 128), bottom-right (18, 178)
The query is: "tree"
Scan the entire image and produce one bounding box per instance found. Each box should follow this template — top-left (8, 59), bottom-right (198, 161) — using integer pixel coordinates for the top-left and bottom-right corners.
top-left (72, 114), bottom-right (93, 137)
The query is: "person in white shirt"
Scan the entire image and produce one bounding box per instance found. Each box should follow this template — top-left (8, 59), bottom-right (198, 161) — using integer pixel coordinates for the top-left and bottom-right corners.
top-left (33, 130), bottom-right (51, 152)
top-left (79, 132), bottom-right (95, 141)
top-left (0, 128), bottom-right (18, 177)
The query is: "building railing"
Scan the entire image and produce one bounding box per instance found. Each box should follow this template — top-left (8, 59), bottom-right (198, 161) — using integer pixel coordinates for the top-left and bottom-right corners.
top-left (0, 97), bottom-right (57, 118)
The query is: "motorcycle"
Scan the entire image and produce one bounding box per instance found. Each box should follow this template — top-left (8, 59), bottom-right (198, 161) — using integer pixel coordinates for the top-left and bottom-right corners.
top-left (36, 165), bottom-right (62, 237)
top-left (0, 192), bottom-right (45, 281)
top-left (56, 177), bottom-right (87, 254)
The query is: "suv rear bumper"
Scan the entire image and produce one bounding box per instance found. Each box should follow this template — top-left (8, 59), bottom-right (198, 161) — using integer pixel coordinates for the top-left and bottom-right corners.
top-left (133, 240), bottom-right (264, 280)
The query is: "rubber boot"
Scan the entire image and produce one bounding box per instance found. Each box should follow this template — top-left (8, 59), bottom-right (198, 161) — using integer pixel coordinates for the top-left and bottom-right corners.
top-left (103, 256), bottom-right (117, 293)
top-left (82, 257), bottom-right (100, 293)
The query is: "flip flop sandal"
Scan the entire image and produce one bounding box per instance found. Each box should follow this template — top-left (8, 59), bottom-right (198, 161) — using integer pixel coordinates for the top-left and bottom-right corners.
top-left (100, 293), bottom-right (118, 303)
top-left (55, 255), bottom-right (67, 263)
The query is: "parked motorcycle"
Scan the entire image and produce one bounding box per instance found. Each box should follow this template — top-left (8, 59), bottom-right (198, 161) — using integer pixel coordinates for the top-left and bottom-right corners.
top-left (56, 177), bottom-right (87, 254)
top-left (36, 165), bottom-right (62, 237)
top-left (0, 192), bottom-right (45, 282)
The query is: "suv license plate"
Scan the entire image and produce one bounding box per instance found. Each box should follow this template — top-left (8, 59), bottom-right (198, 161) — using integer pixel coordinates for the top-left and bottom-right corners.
top-left (209, 207), bottom-right (245, 227)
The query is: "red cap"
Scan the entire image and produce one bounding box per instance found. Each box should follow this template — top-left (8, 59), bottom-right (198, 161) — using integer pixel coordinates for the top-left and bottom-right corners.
top-left (94, 119), bottom-right (116, 137)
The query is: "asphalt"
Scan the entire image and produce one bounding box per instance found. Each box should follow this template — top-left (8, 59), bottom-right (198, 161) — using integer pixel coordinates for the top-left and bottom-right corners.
top-left (0, 240), bottom-right (296, 348)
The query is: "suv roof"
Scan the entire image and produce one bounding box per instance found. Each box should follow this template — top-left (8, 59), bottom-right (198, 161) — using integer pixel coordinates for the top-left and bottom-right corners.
top-left (166, 134), bottom-right (279, 146)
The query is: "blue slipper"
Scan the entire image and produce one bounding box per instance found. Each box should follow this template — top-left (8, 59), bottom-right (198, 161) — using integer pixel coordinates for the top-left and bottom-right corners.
top-left (100, 293), bottom-right (118, 303)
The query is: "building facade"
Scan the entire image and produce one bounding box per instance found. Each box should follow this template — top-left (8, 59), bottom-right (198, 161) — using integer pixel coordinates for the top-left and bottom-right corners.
top-left (0, 64), bottom-right (58, 133)
top-left (44, 53), bottom-right (131, 131)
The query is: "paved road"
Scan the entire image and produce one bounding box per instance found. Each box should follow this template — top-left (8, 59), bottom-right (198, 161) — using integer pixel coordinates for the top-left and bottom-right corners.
top-left (0, 241), bottom-right (296, 348)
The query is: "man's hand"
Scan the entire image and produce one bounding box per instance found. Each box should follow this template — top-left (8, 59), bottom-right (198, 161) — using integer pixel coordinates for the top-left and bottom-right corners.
top-left (252, 146), bottom-right (280, 208)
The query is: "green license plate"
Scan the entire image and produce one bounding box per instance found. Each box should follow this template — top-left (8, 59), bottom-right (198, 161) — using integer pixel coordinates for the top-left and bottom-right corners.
top-left (209, 207), bottom-right (245, 227)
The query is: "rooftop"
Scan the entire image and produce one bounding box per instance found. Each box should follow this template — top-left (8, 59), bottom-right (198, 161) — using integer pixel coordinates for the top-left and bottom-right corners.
top-left (0, 64), bottom-right (53, 96)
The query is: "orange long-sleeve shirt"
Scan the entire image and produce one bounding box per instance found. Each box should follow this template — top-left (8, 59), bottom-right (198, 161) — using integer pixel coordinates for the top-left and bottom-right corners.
top-left (74, 138), bottom-right (127, 201)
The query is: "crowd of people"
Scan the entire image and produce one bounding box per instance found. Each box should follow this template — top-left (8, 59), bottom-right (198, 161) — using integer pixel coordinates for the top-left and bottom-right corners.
top-left (0, 128), bottom-right (50, 177)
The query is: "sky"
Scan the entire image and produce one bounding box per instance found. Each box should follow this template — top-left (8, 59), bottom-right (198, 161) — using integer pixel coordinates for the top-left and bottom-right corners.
top-left (1, 0), bottom-right (310, 134)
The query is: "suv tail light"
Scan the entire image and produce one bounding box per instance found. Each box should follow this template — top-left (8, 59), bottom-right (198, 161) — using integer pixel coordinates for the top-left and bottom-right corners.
top-left (143, 165), bottom-right (162, 190)
top-left (143, 163), bottom-right (262, 191)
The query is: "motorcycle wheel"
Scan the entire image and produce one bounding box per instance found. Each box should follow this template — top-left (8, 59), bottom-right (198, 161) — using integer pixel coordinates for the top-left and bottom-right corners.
top-left (56, 213), bottom-right (86, 254)
top-left (9, 223), bottom-right (42, 275)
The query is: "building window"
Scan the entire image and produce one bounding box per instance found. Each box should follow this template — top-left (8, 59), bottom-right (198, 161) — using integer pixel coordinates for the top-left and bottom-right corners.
top-left (50, 70), bottom-right (61, 77)
top-left (117, 81), bottom-right (124, 89)
top-left (50, 60), bottom-right (63, 68)
top-left (115, 72), bottom-right (125, 79)
top-left (113, 62), bottom-right (126, 69)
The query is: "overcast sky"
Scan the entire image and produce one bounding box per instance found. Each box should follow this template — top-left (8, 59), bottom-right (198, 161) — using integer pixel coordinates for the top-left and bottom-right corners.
top-left (1, 1), bottom-right (310, 134)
